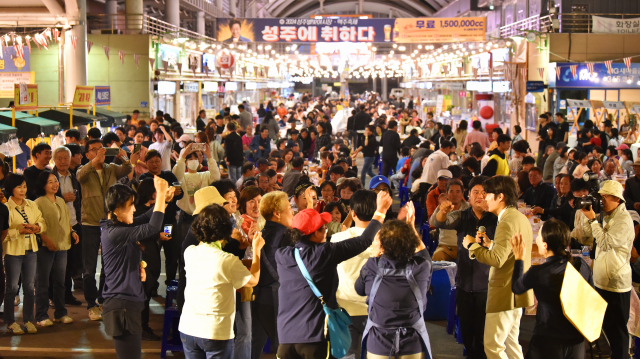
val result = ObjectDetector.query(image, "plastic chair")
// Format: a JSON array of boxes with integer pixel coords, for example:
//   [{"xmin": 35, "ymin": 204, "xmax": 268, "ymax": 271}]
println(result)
[
  {"xmin": 263, "ymin": 338, "xmax": 271, "ymax": 354},
  {"xmin": 413, "ymin": 200, "xmax": 424, "ymax": 228},
  {"xmin": 165, "ymin": 286, "xmax": 178, "ymax": 309},
  {"xmin": 160, "ymin": 306, "xmax": 183, "ymax": 358},
  {"xmin": 421, "ymin": 222, "xmax": 432, "ymax": 253},
  {"xmin": 446, "ymin": 286, "xmax": 457, "ymax": 335},
  {"xmin": 399, "ymin": 186, "xmax": 409, "ymax": 207}
]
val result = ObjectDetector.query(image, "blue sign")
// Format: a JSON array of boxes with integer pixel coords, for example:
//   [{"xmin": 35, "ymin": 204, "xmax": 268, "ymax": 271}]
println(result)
[
  {"xmin": 140, "ymin": 101, "xmax": 148, "ymax": 108},
  {"xmin": 95, "ymin": 86, "xmax": 111, "ymax": 106},
  {"xmin": 526, "ymin": 81, "xmax": 545, "ymax": 92},
  {"xmin": 559, "ymin": 100, "xmax": 567, "ymax": 109},
  {"xmin": 0, "ymin": 47, "xmax": 30, "ymax": 72},
  {"xmin": 549, "ymin": 62, "xmax": 640, "ymax": 89}
]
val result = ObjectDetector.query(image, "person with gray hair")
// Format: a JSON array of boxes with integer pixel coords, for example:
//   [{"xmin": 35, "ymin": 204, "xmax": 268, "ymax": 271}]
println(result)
[{"xmin": 52, "ymin": 146, "xmax": 83, "ymax": 306}]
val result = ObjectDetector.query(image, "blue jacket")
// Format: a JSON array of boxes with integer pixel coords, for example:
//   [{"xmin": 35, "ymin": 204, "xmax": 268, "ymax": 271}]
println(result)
[
  {"xmin": 275, "ymin": 220, "xmax": 382, "ymax": 344},
  {"xmin": 249, "ymin": 134, "xmax": 271, "ymax": 159}
]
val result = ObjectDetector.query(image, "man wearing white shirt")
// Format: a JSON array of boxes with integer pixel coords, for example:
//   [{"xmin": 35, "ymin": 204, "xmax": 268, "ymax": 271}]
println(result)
[
  {"xmin": 331, "ymin": 190, "xmax": 377, "ymax": 359},
  {"xmin": 149, "ymin": 126, "xmax": 173, "ymax": 171},
  {"xmin": 420, "ymin": 140, "xmax": 454, "ymax": 188}
]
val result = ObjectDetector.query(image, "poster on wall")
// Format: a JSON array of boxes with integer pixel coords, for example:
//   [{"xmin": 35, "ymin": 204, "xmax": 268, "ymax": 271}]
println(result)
[
  {"xmin": 393, "ymin": 17, "xmax": 486, "ymax": 43},
  {"xmin": 0, "ymin": 72, "xmax": 34, "ymax": 98},
  {"xmin": 0, "ymin": 46, "xmax": 31, "ymax": 72},
  {"xmin": 158, "ymin": 44, "xmax": 181, "ymax": 72}
]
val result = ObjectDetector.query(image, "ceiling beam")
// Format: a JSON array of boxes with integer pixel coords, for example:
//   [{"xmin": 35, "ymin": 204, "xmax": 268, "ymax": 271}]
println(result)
[{"xmin": 42, "ymin": 0, "xmax": 66, "ymax": 15}]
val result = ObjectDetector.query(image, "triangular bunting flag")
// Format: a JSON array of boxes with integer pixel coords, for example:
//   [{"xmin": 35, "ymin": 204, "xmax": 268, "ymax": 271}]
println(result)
[
  {"xmin": 520, "ymin": 68, "xmax": 528, "ymax": 79},
  {"xmin": 457, "ymin": 67, "xmax": 463, "ymax": 77},
  {"xmin": 45, "ymin": 28, "xmax": 52, "ymax": 40},
  {"xmin": 14, "ymin": 45, "xmax": 24, "ymax": 61},
  {"xmin": 25, "ymin": 38, "xmax": 32, "ymax": 54},
  {"xmin": 32, "ymin": 36, "xmax": 40, "ymax": 51},
  {"xmin": 623, "ymin": 57, "xmax": 632, "ymax": 71},
  {"xmin": 52, "ymin": 28, "xmax": 59, "ymax": 42},
  {"xmin": 586, "ymin": 63, "xmax": 595, "ymax": 76},
  {"xmin": 134, "ymin": 54, "xmax": 140, "ymax": 68},
  {"xmin": 204, "ymin": 66, "xmax": 209, "ymax": 77},
  {"xmin": 149, "ymin": 58, "xmax": 155, "ymax": 69},
  {"xmin": 87, "ymin": 41, "xmax": 93, "ymax": 54},
  {"xmin": 538, "ymin": 67, "xmax": 545, "ymax": 79},
  {"xmin": 70, "ymin": 35, "xmax": 77, "ymax": 50},
  {"xmin": 570, "ymin": 64, "xmax": 577, "ymax": 79},
  {"xmin": 555, "ymin": 66, "xmax": 562, "ymax": 79},
  {"xmin": 103, "ymin": 46, "xmax": 110, "ymax": 60},
  {"xmin": 427, "ymin": 63, "xmax": 432, "ymax": 74},
  {"xmin": 118, "ymin": 50, "xmax": 125, "ymax": 64},
  {"xmin": 604, "ymin": 60, "xmax": 613, "ymax": 75}
]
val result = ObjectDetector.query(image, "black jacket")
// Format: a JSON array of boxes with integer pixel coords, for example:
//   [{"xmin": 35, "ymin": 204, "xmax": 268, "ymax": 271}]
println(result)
[
  {"xmin": 354, "ymin": 111, "xmax": 372, "ymax": 131},
  {"xmin": 381, "ymin": 130, "xmax": 401, "ymax": 160},
  {"xmin": 481, "ymin": 149, "xmax": 506, "ymax": 177},
  {"xmin": 402, "ymin": 135, "xmax": 421, "ymax": 148},
  {"xmin": 521, "ymin": 182, "xmax": 556, "ymax": 209},
  {"xmin": 224, "ymin": 132, "xmax": 244, "ymax": 166},
  {"xmin": 196, "ymin": 117, "xmax": 206, "ymax": 132}
]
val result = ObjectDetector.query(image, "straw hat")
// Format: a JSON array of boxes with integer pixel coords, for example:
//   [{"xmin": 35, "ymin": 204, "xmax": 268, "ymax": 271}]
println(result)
[{"xmin": 193, "ymin": 187, "xmax": 227, "ymax": 215}]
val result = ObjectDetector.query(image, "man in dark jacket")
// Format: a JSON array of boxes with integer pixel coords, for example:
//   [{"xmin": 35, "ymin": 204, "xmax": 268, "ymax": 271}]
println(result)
[
  {"xmin": 402, "ymin": 128, "xmax": 421, "ymax": 148},
  {"xmin": 521, "ymin": 167, "xmax": 556, "ymax": 209},
  {"xmin": 354, "ymin": 104, "xmax": 372, "ymax": 148},
  {"xmin": 224, "ymin": 122, "xmax": 245, "ymax": 184},
  {"xmin": 249, "ymin": 126, "xmax": 272, "ymax": 159},
  {"xmin": 195, "ymin": 109, "xmax": 207, "ymax": 132},
  {"xmin": 432, "ymin": 175, "xmax": 497, "ymax": 359},
  {"xmin": 381, "ymin": 120, "xmax": 401, "ymax": 178}
]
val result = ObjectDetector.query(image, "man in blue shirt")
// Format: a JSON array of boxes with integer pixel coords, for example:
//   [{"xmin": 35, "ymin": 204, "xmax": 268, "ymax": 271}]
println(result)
[
  {"xmin": 249, "ymin": 126, "xmax": 271, "ymax": 159},
  {"xmin": 15, "ymin": 137, "xmax": 31, "ymax": 171}
]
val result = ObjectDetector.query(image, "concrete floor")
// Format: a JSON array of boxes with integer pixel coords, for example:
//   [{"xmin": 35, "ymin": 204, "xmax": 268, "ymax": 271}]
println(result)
[{"xmin": 0, "ymin": 154, "xmax": 541, "ymax": 358}]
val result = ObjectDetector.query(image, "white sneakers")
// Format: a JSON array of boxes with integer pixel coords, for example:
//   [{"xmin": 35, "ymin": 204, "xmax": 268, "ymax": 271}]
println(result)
[{"xmin": 88, "ymin": 307, "xmax": 103, "ymax": 321}]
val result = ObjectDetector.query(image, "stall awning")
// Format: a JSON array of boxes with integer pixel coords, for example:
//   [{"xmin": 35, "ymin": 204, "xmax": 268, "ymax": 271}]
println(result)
[
  {"xmin": 38, "ymin": 109, "xmax": 113, "ymax": 129},
  {"xmin": 94, "ymin": 108, "xmax": 127, "ymax": 126},
  {"xmin": 0, "ymin": 123, "xmax": 17, "ymax": 143},
  {"xmin": 0, "ymin": 112, "xmax": 60, "ymax": 139}
]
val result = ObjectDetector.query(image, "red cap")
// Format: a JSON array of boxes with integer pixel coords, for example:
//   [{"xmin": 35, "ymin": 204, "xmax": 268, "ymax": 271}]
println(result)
[{"xmin": 292, "ymin": 209, "xmax": 332, "ymax": 235}]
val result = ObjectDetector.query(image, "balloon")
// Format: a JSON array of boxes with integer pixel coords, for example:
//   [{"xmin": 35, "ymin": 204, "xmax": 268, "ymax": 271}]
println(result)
[{"xmin": 480, "ymin": 106, "xmax": 494, "ymax": 119}]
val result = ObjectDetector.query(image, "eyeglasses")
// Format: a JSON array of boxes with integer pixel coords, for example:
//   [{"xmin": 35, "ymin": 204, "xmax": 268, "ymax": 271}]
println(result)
[{"xmin": 88, "ymin": 147, "xmax": 104, "ymax": 153}]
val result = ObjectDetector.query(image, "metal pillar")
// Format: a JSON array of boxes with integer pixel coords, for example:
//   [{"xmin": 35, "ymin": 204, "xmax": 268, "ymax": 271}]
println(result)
[
  {"xmin": 197, "ymin": 11, "xmax": 205, "ymax": 35},
  {"xmin": 125, "ymin": 0, "xmax": 143, "ymax": 32},
  {"xmin": 229, "ymin": 0, "xmax": 236, "ymax": 17},
  {"xmin": 65, "ymin": 0, "xmax": 88, "ymax": 103},
  {"xmin": 217, "ymin": 0, "xmax": 224, "ymax": 13},
  {"xmin": 58, "ymin": 29, "xmax": 65, "ymax": 105},
  {"xmin": 105, "ymin": 0, "xmax": 117, "ymax": 28},
  {"xmin": 382, "ymin": 76, "xmax": 388, "ymax": 101},
  {"xmin": 165, "ymin": 0, "xmax": 180, "ymax": 27}
]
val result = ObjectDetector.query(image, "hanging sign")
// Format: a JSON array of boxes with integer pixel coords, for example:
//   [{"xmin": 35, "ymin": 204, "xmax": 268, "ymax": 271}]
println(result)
[
  {"xmin": 567, "ymin": 99, "xmax": 592, "ymax": 108},
  {"xmin": 592, "ymin": 16, "xmax": 640, "ymax": 34},
  {"xmin": 13, "ymin": 83, "xmax": 38, "ymax": 110},
  {"xmin": 215, "ymin": 50, "xmax": 235, "ymax": 69},
  {"xmin": 602, "ymin": 101, "xmax": 626, "ymax": 110},
  {"xmin": 526, "ymin": 81, "xmax": 545, "ymax": 92},
  {"xmin": 95, "ymin": 86, "xmax": 111, "ymax": 106},
  {"xmin": 393, "ymin": 17, "xmax": 486, "ymax": 43},
  {"xmin": 72, "ymin": 85, "xmax": 95, "ymax": 108}
]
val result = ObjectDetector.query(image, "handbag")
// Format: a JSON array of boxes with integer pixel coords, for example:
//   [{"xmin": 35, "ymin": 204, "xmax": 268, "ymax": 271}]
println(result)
[{"xmin": 294, "ymin": 248, "xmax": 352, "ymax": 358}]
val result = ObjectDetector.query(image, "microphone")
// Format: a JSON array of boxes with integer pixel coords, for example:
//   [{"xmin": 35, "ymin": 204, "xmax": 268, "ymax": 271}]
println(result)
[{"xmin": 478, "ymin": 226, "xmax": 486, "ymax": 235}]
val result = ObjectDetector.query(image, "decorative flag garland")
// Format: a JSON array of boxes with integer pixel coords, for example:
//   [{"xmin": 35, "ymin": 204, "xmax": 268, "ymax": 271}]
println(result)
[
  {"xmin": 134, "ymin": 53, "xmax": 140, "ymax": 68},
  {"xmin": 555, "ymin": 67, "xmax": 561, "ymax": 79},
  {"xmin": 149, "ymin": 58, "xmax": 155, "ymax": 69},
  {"xmin": 586, "ymin": 63, "xmax": 595, "ymax": 76},
  {"xmin": 520, "ymin": 68, "xmax": 528, "ymax": 79},
  {"xmin": 538, "ymin": 67, "xmax": 545, "ymax": 79},
  {"xmin": 69, "ymin": 35, "xmax": 77, "ymax": 50},
  {"xmin": 569, "ymin": 64, "xmax": 577, "ymax": 79},
  {"xmin": 604, "ymin": 60, "xmax": 613, "ymax": 74},
  {"xmin": 14, "ymin": 44, "xmax": 24, "ymax": 60},
  {"xmin": 624, "ymin": 57, "xmax": 632, "ymax": 71},
  {"xmin": 118, "ymin": 50, "xmax": 125, "ymax": 64},
  {"xmin": 103, "ymin": 45, "xmax": 110, "ymax": 60},
  {"xmin": 87, "ymin": 40, "xmax": 93, "ymax": 54}
]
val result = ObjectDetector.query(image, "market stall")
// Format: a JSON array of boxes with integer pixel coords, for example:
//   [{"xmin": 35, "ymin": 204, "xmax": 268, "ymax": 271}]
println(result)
[
  {"xmin": 0, "ymin": 111, "xmax": 61, "ymax": 139},
  {"xmin": 38, "ymin": 109, "xmax": 112, "ymax": 129}
]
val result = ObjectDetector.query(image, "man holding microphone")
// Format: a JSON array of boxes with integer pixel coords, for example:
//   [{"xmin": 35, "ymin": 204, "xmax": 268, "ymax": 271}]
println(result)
[{"xmin": 462, "ymin": 176, "xmax": 533, "ymax": 359}]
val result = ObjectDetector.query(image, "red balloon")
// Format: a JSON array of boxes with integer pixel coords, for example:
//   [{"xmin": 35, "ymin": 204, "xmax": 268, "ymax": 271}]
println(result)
[{"xmin": 480, "ymin": 106, "xmax": 494, "ymax": 119}]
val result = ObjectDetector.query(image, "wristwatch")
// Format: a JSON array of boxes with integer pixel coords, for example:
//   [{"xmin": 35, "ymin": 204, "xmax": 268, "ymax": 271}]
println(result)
[{"xmin": 588, "ymin": 218, "xmax": 598, "ymax": 225}]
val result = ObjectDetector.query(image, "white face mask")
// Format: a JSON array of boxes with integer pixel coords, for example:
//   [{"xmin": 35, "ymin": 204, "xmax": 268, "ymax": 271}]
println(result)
[{"xmin": 187, "ymin": 160, "xmax": 199, "ymax": 171}]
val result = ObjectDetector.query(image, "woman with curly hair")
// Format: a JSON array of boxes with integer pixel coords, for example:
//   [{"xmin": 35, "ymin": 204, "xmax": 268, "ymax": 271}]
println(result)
[
  {"xmin": 179, "ymin": 203, "xmax": 265, "ymax": 359},
  {"xmin": 355, "ymin": 218, "xmax": 431, "ymax": 359}
]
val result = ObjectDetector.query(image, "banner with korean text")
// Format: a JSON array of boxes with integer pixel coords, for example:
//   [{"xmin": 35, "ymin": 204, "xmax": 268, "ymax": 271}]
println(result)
[
  {"xmin": 95, "ymin": 86, "xmax": 111, "ymax": 106},
  {"xmin": 393, "ymin": 17, "xmax": 486, "ymax": 43},
  {"xmin": 592, "ymin": 16, "xmax": 640, "ymax": 34}
]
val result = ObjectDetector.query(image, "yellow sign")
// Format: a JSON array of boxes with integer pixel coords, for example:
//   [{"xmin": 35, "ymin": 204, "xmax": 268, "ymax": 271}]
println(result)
[
  {"xmin": 13, "ymin": 84, "xmax": 38, "ymax": 111},
  {"xmin": 73, "ymin": 85, "xmax": 95, "ymax": 108},
  {"xmin": 393, "ymin": 17, "xmax": 486, "ymax": 43},
  {"xmin": 560, "ymin": 262, "xmax": 607, "ymax": 342}
]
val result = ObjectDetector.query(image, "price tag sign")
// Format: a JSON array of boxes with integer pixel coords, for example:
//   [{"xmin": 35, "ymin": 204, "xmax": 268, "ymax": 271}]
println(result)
[
  {"xmin": 73, "ymin": 85, "xmax": 95, "ymax": 108},
  {"xmin": 567, "ymin": 99, "xmax": 592, "ymax": 109},
  {"xmin": 13, "ymin": 84, "xmax": 38, "ymax": 111}
]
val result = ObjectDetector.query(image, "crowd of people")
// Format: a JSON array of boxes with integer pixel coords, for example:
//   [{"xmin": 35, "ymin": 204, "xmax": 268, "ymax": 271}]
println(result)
[{"xmin": 0, "ymin": 93, "xmax": 638, "ymax": 359}]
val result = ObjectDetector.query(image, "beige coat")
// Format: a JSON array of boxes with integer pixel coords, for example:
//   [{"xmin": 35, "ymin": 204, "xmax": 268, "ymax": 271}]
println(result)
[
  {"xmin": 35, "ymin": 196, "xmax": 72, "ymax": 251},
  {"xmin": 4, "ymin": 197, "xmax": 46, "ymax": 256},
  {"xmin": 77, "ymin": 161, "xmax": 132, "ymax": 226},
  {"xmin": 468, "ymin": 207, "xmax": 534, "ymax": 313}
]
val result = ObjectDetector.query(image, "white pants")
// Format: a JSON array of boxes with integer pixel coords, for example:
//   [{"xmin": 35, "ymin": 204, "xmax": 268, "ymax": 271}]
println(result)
[{"xmin": 484, "ymin": 308, "xmax": 524, "ymax": 359}]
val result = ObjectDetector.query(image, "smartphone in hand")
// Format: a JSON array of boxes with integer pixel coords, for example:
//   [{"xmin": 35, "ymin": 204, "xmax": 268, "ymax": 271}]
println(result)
[
  {"xmin": 164, "ymin": 225, "xmax": 173, "ymax": 237},
  {"xmin": 133, "ymin": 144, "xmax": 141, "ymax": 154},
  {"xmin": 105, "ymin": 148, "xmax": 120, "ymax": 156}
]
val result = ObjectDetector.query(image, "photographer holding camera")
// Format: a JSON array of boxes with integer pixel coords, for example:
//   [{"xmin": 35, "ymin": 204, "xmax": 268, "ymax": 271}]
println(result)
[{"xmin": 578, "ymin": 180, "xmax": 634, "ymax": 359}]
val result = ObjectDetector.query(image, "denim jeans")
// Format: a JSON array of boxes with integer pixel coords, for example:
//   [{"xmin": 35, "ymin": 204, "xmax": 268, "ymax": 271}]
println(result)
[
  {"xmin": 361, "ymin": 157, "xmax": 376, "ymax": 184},
  {"xmin": 180, "ymin": 332, "xmax": 234, "ymax": 359},
  {"xmin": 82, "ymin": 225, "xmax": 104, "ymax": 309},
  {"xmin": 36, "ymin": 246, "xmax": 68, "ymax": 321},
  {"xmin": 406, "ymin": 159, "xmax": 421, "ymax": 189},
  {"xmin": 234, "ymin": 293, "xmax": 251, "ymax": 359},
  {"xmin": 228, "ymin": 165, "xmax": 243, "ymax": 185},
  {"xmin": 4, "ymin": 250, "xmax": 37, "ymax": 324}
]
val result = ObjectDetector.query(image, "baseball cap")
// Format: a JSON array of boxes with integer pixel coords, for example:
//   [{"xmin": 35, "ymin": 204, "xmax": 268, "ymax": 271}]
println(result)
[
  {"xmin": 193, "ymin": 187, "xmax": 227, "ymax": 215},
  {"xmin": 368, "ymin": 175, "xmax": 390, "ymax": 190},
  {"xmin": 599, "ymin": 180, "xmax": 625, "ymax": 203},
  {"xmin": 335, "ymin": 158, "xmax": 348, "ymax": 165},
  {"xmin": 437, "ymin": 169, "xmax": 453, "ymax": 179},
  {"xmin": 292, "ymin": 209, "xmax": 332, "ymax": 235},
  {"xmin": 615, "ymin": 144, "xmax": 629, "ymax": 150}
]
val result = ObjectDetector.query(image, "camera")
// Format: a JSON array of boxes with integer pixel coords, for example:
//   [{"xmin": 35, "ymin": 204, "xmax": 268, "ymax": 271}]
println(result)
[{"xmin": 574, "ymin": 172, "xmax": 602, "ymax": 212}]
